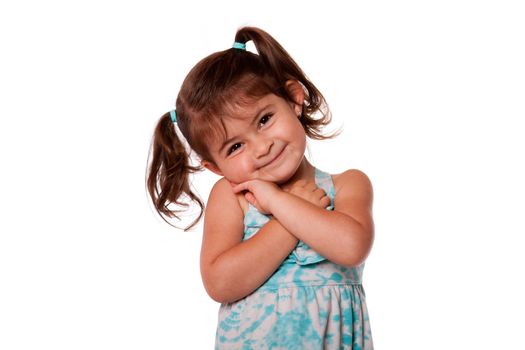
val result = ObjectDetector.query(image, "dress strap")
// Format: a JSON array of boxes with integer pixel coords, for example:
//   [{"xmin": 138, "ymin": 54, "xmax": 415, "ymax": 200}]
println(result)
[{"xmin": 314, "ymin": 168, "xmax": 335, "ymax": 210}]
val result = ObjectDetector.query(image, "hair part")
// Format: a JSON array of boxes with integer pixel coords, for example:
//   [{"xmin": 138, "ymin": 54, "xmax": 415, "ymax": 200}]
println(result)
[{"xmin": 146, "ymin": 26, "xmax": 339, "ymax": 230}]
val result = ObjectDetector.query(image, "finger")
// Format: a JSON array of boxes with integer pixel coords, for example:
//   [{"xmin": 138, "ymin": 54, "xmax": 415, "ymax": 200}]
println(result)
[
  {"xmin": 314, "ymin": 188, "xmax": 327, "ymax": 198},
  {"xmin": 245, "ymin": 193, "xmax": 267, "ymax": 214},
  {"xmin": 232, "ymin": 181, "xmax": 250, "ymax": 194},
  {"xmin": 321, "ymin": 196, "xmax": 331, "ymax": 208},
  {"xmin": 245, "ymin": 192, "xmax": 257, "ymax": 206}
]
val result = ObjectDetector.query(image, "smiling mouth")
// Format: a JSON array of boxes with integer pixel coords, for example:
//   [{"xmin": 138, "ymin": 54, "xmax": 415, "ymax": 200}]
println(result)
[{"xmin": 262, "ymin": 146, "xmax": 286, "ymax": 168}]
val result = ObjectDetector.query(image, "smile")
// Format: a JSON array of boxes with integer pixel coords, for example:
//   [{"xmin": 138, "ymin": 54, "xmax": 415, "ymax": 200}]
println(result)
[{"xmin": 262, "ymin": 146, "xmax": 286, "ymax": 168}]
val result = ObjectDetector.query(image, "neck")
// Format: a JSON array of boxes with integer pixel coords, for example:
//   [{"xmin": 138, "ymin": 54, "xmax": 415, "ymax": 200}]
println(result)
[{"xmin": 279, "ymin": 157, "xmax": 315, "ymax": 190}]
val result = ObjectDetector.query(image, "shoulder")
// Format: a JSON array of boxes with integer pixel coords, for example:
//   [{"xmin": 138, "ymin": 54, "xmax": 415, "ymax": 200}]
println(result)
[
  {"xmin": 330, "ymin": 169, "xmax": 374, "ymax": 230},
  {"xmin": 329, "ymin": 169, "xmax": 374, "ymax": 264},
  {"xmin": 206, "ymin": 177, "xmax": 249, "ymax": 216},
  {"xmin": 201, "ymin": 177, "xmax": 247, "ymax": 289},
  {"xmin": 208, "ymin": 177, "xmax": 233, "ymax": 198},
  {"xmin": 201, "ymin": 177, "xmax": 245, "ymax": 265},
  {"xmin": 332, "ymin": 169, "xmax": 373, "ymax": 201}
]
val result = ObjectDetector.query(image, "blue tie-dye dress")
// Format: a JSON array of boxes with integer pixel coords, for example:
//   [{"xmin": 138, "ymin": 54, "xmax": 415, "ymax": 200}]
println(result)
[{"xmin": 215, "ymin": 168, "xmax": 373, "ymax": 349}]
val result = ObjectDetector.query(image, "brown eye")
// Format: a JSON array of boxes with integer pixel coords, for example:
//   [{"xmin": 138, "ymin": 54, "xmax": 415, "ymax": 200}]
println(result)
[
  {"xmin": 227, "ymin": 143, "xmax": 242, "ymax": 155},
  {"xmin": 259, "ymin": 113, "xmax": 273, "ymax": 127}
]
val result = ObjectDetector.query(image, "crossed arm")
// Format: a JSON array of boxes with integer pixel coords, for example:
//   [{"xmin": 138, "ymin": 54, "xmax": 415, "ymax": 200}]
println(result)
[{"xmin": 199, "ymin": 169, "xmax": 374, "ymax": 303}]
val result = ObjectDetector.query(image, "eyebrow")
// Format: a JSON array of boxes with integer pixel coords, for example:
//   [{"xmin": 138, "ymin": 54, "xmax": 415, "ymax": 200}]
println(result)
[{"xmin": 218, "ymin": 103, "xmax": 273, "ymax": 154}]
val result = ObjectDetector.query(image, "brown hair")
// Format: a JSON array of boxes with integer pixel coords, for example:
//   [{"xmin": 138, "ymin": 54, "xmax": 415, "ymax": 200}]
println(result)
[{"xmin": 146, "ymin": 26, "xmax": 338, "ymax": 230}]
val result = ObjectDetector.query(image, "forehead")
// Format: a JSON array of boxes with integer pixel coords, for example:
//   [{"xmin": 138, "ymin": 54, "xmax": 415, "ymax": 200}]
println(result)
[
  {"xmin": 225, "ymin": 93, "xmax": 278, "ymax": 118},
  {"xmin": 224, "ymin": 93, "xmax": 284, "ymax": 127}
]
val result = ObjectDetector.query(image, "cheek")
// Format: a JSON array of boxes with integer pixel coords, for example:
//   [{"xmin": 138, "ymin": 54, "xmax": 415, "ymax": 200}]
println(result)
[
  {"xmin": 290, "ymin": 121, "xmax": 307, "ymax": 148},
  {"xmin": 224, "ymin": 157, "xmax": 253, "ymax": 182},
  {"xmin": 296, "ymin": 134, "xmax": 307, "ymax": 154},
  {"xmin": 278, "ymin": 117, "xmax": 302, "ymax": 136}
]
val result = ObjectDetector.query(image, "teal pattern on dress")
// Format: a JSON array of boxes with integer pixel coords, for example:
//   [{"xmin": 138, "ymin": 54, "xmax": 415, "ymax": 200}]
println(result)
[{"xmin": 215, "ymin": 168, "xmax": 373, "ymax": 349}]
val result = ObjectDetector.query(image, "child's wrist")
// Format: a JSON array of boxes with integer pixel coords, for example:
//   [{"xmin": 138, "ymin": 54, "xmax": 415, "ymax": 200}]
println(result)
[
  {"xmin": 268, "ymin": 217, "xmax": 299, "ymax": 242},
  {"xmin": 267, "ymin": 190, "xmax": 291, "ymax": 216}
]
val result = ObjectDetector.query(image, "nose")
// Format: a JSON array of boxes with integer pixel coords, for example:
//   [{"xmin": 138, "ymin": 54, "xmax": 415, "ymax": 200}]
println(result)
[{"xmin": 253, "ymin": 137, "xmax": 273, "ymax": 159}]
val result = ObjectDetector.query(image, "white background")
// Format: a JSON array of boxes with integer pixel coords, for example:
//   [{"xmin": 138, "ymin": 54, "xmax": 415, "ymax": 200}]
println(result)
[{"xmin": 1, "ymin": 1, "xmax": 524, "ymax": 349}]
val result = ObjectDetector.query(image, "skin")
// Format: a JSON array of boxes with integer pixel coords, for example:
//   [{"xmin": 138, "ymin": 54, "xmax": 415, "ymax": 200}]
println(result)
[{"xmin": 200, "ymin": 80, "xmax": 374, "ymax": 303}]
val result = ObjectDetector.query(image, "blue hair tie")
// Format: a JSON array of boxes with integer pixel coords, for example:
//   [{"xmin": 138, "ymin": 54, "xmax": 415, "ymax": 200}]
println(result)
[
  {"xmin": 169, "ymin": 109, "xmax": 177, "ymax": 123},
  {"xmin": 232, "ymin": 42, "xmax": 246, "ymax": 50}
]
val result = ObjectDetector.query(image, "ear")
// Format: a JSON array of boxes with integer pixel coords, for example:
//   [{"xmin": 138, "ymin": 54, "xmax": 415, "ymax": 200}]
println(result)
[
  {"xmin": 284, "ymin": 80, "xmax": 305, "ymax": 116},
  {"xmin": 201, "ymin": 160, "xmax": 223, "ymax": 176}
]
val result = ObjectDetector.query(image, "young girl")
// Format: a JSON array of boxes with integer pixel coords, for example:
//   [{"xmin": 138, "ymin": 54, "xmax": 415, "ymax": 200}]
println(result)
[{"xmin": 147, "ymin": 26, "xmax": 374, "ymax": 349}]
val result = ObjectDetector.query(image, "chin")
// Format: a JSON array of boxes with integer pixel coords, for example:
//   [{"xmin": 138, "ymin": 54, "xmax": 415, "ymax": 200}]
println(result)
[{"xmin": 271, "ymin": 165, "xmax": 301, "ymax": 185}]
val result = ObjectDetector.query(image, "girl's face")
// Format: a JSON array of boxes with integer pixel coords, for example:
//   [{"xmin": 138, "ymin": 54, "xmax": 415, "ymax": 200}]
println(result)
[{"xmin": 202, "ymin": 90, "xmax": 306, "ymax": 185}]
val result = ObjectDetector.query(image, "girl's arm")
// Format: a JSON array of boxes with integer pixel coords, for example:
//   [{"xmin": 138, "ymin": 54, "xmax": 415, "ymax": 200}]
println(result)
[
  {"xmin": 233, "ymin": 169, "xmax": 374, "ymax": 267},
  {"xmin": 200, "ymin": 178, "xmax": 298, "ymax": 304}
]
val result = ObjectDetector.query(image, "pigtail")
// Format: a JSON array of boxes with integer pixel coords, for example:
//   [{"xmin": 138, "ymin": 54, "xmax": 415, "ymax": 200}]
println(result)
[
  {"xmin": 234, "ymin": 27, "xmax": 339, "ymax": 140},
  {"xmin": 146, "ymin": 112, "xmax": 204, "ymax": 231}
]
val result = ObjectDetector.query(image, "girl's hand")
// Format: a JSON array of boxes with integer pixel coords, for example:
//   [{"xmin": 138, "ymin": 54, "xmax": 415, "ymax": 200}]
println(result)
[
  {"xmin": 231, "ymin": 180, "xmax": 282, "ymax": 215},
  {"xmin": 283, "ymin": 180, "xmax": 331, "ymax": 209}
]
